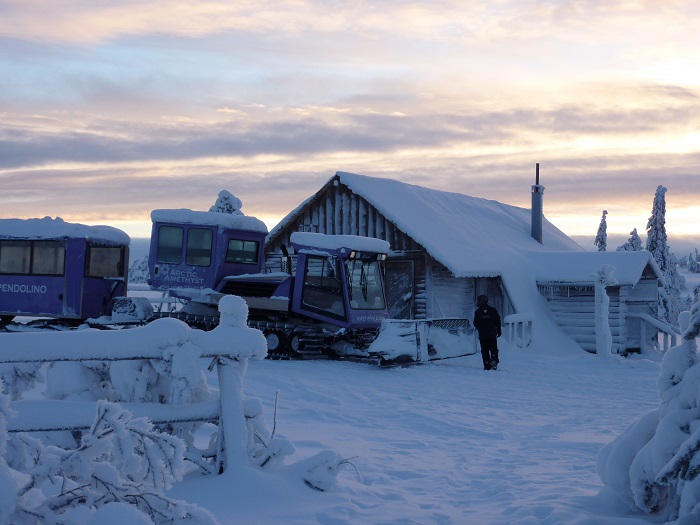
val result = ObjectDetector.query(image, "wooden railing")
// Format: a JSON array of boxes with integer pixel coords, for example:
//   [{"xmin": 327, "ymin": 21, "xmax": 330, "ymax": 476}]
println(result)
[
  {"xmin": 627, "ymin": 312, "xmax": 681, "ymax": 352},
  {"xmin": 503, "ymin": 313, "xmax": 533, "ymax": 349}
]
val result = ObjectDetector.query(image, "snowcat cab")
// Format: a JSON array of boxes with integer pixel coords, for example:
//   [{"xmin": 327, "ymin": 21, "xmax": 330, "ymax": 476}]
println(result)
[
  {"xmin": 221, "ymin": 232, "xmax": 391, "ymax": 358},
  {"xmin": 147, "ymin": 209, "xmax": 268, "ymax": 308}
]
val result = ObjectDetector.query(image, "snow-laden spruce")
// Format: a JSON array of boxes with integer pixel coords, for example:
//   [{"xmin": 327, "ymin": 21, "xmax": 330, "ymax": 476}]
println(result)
[
  {"xmin": 594, "ymin": 210, "xmax": 608, "ymax": 252},
  {"xmin": 598, "ymin": 301, "xmax": 700, "ymax": 523},
  {"xmin": 646, "ymin": 185, "xmax": 686, "ymax": 324},
  {"xmin": 616, "ymin": 228, "xmax": 643, "ymax": 252}
]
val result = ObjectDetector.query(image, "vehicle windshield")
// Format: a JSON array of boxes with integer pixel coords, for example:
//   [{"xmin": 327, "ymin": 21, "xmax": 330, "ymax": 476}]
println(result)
[{"xmin": 345, "ymin": 258, "xmax": 385, "ymax": 310}]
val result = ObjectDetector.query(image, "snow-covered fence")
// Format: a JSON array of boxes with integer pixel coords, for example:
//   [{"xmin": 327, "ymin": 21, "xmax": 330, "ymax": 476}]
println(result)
[
  {"xmin": 627, "ymin": 312, "xmax": 680, "ymax": 352},
  {"xmin": 503, "ymin": 313, "xmax": 533, "ymax": 348},
  {"xmin": 0, "ymin": 296, "xmax": 267, "ymax": 474}
]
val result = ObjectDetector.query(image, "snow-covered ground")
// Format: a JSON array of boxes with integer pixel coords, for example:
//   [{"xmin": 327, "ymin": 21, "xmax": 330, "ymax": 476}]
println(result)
[
  {"xmin": 170, "ymin": 342, "xmax": 662, "ymax": 525},
  {"xmin": 3, "ymin": 242, "xmax": 698, "ymax": 523}
]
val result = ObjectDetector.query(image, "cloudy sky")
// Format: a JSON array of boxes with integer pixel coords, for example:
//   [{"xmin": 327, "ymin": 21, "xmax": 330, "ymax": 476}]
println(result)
[{"xmin": 1, "ymin": 1, "xmax": 699, "ymax": 249}]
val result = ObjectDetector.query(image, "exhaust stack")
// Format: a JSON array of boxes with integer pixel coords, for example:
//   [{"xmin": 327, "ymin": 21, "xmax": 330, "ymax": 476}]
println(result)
[{"xmin": 531, "ymin": 163, "xmax": 544, "ymax": 244}]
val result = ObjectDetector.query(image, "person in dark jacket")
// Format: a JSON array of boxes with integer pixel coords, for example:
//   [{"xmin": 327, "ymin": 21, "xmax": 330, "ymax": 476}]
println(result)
[{"xmin": 473, "ymin": 294, "xmax": 502, "ymax": 370}]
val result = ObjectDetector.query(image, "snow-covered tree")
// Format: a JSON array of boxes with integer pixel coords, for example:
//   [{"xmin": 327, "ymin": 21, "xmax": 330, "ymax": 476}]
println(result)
[
  {"xmin": 645, "ymin": 185, "xmax": 685, "ymax": 324},
  {"xmin": 209, "ymin": 190, "xmax": 243, "ymax": 215},
  {"xmin": 616, "ymin": 228, "xmax": 643, "ymax": 252},
  {"xmin": 598, "ymin": 302, "xmax": 700, "ymax": 522},
  {"xmin": 594, "ymin": 265, "xmax": 617, "ymax": 357},
  {"xmin": 689, "ymin": 250, "xmax": 700, "ymax": 274},
  {"xmin": 646, "ymin": 185, "xmax": 669, "ymax": 271},
  {"xmin": 667, "ymin": 253, "xmax": 687, "ymax": 323},
  {"xmin": 594, "ymin": 210, "xmax": 608, "ymax": 252}
]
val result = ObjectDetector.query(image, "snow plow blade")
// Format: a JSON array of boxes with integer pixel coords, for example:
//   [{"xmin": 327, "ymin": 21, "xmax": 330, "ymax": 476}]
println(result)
[{"xmin": 369, "ymin": 318, "xmax": 477, "ymax": 366}]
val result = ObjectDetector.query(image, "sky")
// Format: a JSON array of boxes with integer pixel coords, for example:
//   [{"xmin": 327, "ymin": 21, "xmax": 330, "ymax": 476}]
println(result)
[{"xmin": 1, "ymin": 0, "xmax": 699, "ymax": 248}]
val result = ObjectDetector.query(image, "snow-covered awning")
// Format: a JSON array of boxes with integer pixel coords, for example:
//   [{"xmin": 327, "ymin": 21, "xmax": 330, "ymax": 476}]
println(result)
[
  {"xmin": 532, "ymin": 251, "xmax": 664, "ymax": 287},
  {"xmin": 0, "ymin": 217, "xmax": 130, "ymax": 245}
]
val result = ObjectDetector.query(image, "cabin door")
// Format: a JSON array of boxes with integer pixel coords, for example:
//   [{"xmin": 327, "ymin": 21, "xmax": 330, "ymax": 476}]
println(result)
[{"xmin": 384, "ymin": 260, "xmax": 414, "ymax": 319}]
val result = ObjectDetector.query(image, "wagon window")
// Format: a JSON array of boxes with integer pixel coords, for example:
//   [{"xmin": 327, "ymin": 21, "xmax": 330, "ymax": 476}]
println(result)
[
  {"xmin": 157, "ymin": 226, "xmax": 183, "ymax": 264},
  {"xmin": 0, "ymin": 240, "xmax": 31, "ymax": 274},
  {"xmin": 32, "ymin": 241, "xmax": 65, "ymax": 275},
  {"xmin": 225, "ymin": 239, "xmax": 259, "ymax": 264},
  {"xmin": 86, "ymin": 245, "xmax": 124, "ymax": 278},
  {"xmin": 185, "ymin": 228, "xmax": 213, "ymax": 266}
]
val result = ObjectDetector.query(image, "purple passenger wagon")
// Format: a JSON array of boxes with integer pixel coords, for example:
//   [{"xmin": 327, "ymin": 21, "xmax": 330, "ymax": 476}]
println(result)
[{"xmin": 0, "ymin": 217, "xmax": 129, "ymax": 326}]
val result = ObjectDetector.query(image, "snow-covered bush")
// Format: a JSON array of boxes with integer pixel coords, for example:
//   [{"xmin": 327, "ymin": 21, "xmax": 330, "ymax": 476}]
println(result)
[
  {"xmin": 598, "ymin": 302, "xmax": 700, "ymax": 523},
  {"xmin": 0, "ymin": 398, "xmax": 218, "ymax": 525},
  {"xmin": 0, "ymin": 363, "xmax": 43, "ymax": 401},
  {"xmin": 40, "ymin": 330, "xmax": 213, "ymax": 451}
]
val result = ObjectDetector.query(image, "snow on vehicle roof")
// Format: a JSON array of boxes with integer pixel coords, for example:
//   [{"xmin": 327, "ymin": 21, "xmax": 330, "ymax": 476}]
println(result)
[
  {"xmin": 0, "ymin": 217, "xmax": 130, "ymax": 245},
  {"xmin": 151, "ymin": 209, "xmax": 268, "ymax": 234},
  {"xmin": 290, "ymin": 232, "xmax": 390, "ymax": 254},
  {"xmin": 532, "ymin": 250, "xmax": 664, "ymax": 286}
]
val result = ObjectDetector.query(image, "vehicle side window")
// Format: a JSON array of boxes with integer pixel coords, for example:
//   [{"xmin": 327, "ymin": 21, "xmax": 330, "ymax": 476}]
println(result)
[
  {"xmin": 186, "ymin": 228, "xmax": 213, "ymax": 266},
  {"xmin": 0, "ymin": 240, "xmax": 32, "ymax": 274},
  {"xmin": 32, "ymin": 241, "xmax": 65, "ymax": 275},
  {"xmin": 226, "ymin": 239, "xmax": 259, "ymax": 264},
  {"xmin": 86, "ymin": 245, "xmax": 124, "ymax": 278},
  {"xmin": 157, "ymin": 226, "xmax": 184, "ymax": 264},
  {"xmin": 302, "ymin": 256, "xmax": 345, "ymax": 318}
]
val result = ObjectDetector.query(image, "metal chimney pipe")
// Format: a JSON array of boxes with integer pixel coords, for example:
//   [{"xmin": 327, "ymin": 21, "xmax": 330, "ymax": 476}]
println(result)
[{"xmin": 531, "ymin": 163, "xmax": 544, "ymax": 243}]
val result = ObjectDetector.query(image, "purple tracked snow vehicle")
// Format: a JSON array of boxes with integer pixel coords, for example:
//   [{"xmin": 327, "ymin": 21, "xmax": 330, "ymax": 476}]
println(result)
[{"xmin": 147, "ymin": 209, "xmax": 390, "ymax": 358}]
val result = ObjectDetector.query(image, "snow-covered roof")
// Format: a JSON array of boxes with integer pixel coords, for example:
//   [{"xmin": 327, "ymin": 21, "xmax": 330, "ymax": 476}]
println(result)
[
  {"xmin": 291, "ymin": 232, "xmax": 390, "ymax": 254},
  {"xmin": 532, "ymin": 250, "xmax": 664, "ymax": 286},
  {"xmin": 0, "ymin": 217, "xmax": 130, "ymax": 245},
  {"xmin": 270, "ymin": 171, "xmax": 583, "ymax": 279},
  {"xmin": 151, "ymin": 209, "xmax": 268, "ymax": 234}
]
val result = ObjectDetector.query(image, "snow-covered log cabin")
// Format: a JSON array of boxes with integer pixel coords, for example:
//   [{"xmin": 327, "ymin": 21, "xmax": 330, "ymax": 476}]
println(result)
[{"xmin": 265, "ymin": 171, "xmax": 665, "ymax": 354}]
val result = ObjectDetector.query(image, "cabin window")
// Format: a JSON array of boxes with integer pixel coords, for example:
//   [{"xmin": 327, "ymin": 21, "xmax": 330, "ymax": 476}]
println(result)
[
  {"xmin": 186, "ymin": 228, "xmax": 213, "ymax": 266},
  {"xmin": 302, "ymin": 256, "xmax": 345, "ymax": 319},
  {"xmin": 225, "ymin": 239, "xmax": 259, "ymax": 264},
  {"xmin": 86, "ymin": 245, "xmax": 124, "ymax": 278},
  {"xmin": 0, "ymin": 240, "xmax": 32, "ymax": 274},
  {"xmin": 32, "ymin": 241, "xmax": 65, "ymax": 275},
  {"xmin": 157, "ymin": 226, "xmax": 184, "ymax": 264}
]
